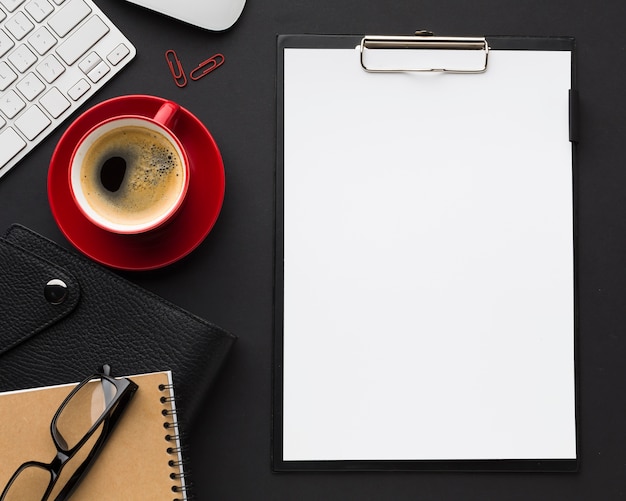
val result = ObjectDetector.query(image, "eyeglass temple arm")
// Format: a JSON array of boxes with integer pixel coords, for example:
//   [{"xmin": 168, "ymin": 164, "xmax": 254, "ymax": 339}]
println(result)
[{"xmin": 53, "ymin": 379, "xmax": 137, "ymax": 501}]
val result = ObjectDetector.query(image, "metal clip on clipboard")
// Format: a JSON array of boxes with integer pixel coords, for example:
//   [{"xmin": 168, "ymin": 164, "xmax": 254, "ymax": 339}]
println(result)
[{"xmin": 360, "ymin": 30, "xmax": 490, "ymax": 73}]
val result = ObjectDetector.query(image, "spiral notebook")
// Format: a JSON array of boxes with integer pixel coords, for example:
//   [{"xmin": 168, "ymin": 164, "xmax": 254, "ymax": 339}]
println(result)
[
  {"xmin": 274, "ymin": 33, "xmax": 578, "ymax": 471},
  {"xmin": 0, "ymin": 371, "xmax": 188, "ymax": 500}
]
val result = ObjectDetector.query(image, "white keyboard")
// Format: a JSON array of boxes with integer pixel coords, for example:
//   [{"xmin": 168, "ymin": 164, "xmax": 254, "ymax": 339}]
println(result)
[{"xmin": 0, "ymin": 0, "xmax": 135, "ymax": 179}]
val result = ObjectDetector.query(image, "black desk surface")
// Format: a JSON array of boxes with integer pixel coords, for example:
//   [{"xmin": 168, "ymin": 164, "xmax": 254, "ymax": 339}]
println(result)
[{"xmin": 0, "ymin": 0, "xmax": 623, "ymax": 499}]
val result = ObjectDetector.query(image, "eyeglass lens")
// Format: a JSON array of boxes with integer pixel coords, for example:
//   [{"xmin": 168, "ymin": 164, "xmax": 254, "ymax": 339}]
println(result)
[
  {"xmin": 55, "ymin": 377, "xmax": 117, "ymax": 451},
  {"xmin": 2, "ymin": 465, "xmax": 51, "ymax": 501}
]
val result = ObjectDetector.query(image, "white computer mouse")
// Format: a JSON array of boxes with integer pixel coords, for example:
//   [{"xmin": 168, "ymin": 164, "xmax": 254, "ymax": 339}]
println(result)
[{"xmin": 124, "ymin": 0, "xmax": 246, "ymax": 31}]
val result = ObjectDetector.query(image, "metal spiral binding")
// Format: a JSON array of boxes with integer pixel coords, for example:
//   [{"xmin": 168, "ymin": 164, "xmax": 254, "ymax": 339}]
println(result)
[{"xmin": 160, "ymin": 381, "xmax": 189, "ymax": 500}]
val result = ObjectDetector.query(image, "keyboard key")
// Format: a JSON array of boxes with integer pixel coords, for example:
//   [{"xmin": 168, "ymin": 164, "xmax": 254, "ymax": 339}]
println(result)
[
  {"xmin": 5, "ymin": 11, "xmax": 33, "ymax": 39},
  {"xmin": 0, "ymin": 90, "xmax": 26, "ymax": 118},
  {"xmin": 87, "ymin": 60, "xmax": 108, "ymax": 82},
  {"xmin": 24, "ymin": 0, "xmax": 53, "ymax": 22},
  {"xmin": 36, "ymin": 52, "xmax": 63, "ymax": 82},
  {"xmin": 28, "ymin": 25, "xmax": 56, "ymax": 55},
  {"xmin": 55, "ymin": 14, "xmax": 108, "ymax": 65},
  {"xmin": 0, "ymin": 28, "xmax": 15, "ymax": 57},
  {"xmin": 8, "ymin": 43, "xmax": 37, "ymax": 72},
  {"xmin": 47, "ymin": 0, "xmax": 90, "ymax": 37},
  {"xmin": 0, "ymin": 127, "xmax": 26, "ymax": 167},
  {"xmin": 107, "ymin": 43, "xmax": 130, "ymax": 65},
  {"xmin": 39, "ymin": 86, "xmax": 69, "ymax": 117},
  {"xmin": 16, "ymin": 71, "xmax": 44, "ymax": 100},
  {"xmin": 67, "ymin": 77, "xmax": 89, "ymax": 100},
  {"xmin": 15, "ymin": 103, "xmax": 49, "ymax": 139},
  {"xmin": 0, "ymin": 61, "xmax": 17, "ymax": 90},
  {"xmin": 78, "ymin": 50, "xmax": 100, "ymax": 73},
  {"xmin": 0, "ymin": 0, "xmax": 26, "ymax": 12}
]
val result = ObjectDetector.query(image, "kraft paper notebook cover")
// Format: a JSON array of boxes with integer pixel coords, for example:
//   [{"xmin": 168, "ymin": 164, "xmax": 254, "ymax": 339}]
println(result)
[
  {"xmin": 273, "ymin": 33, "xmax": 578, "ymax": 471},
  {"xmin": 0, "ymin": 371, "xmax": 188, "ymax": 500}
]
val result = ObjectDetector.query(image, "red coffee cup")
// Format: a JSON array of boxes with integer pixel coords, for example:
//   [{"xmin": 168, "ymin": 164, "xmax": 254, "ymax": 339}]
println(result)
[{"xmin": 69, "ymin": 101, "xmax": 190, "ymax": 235}]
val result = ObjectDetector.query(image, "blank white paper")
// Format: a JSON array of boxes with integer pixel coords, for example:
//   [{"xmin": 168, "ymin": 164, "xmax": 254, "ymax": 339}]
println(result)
[{"xmin": 282, "ymin": 46, "xmax": 576, "ymax": 462}]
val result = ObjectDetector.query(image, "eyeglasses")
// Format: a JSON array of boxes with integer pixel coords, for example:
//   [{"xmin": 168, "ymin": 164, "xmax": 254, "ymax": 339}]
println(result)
[{"xmin": 1, "ymin": 365, "xmax": 138, "ymax": 501}]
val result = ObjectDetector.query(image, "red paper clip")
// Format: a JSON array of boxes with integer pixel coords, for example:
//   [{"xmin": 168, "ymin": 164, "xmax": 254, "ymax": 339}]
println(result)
[
  {"xmin": 165, "ymin": 49, "xmax": 187, "ymax": 88},
  {"xmin": 189, "ymin": 53, "xmax": 225, "ymax": 81}
]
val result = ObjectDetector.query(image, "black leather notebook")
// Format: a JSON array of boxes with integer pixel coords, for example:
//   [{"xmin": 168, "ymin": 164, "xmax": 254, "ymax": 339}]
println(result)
[{"xmin": 0, "ymin": 224, "xmax": 236, "ymax": 430}]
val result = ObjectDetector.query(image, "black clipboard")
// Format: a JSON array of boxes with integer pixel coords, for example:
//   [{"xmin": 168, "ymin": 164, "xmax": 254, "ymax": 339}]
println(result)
[{"xmin": 273, "ymin": 33, "xmax": 578, "ymax": 472}]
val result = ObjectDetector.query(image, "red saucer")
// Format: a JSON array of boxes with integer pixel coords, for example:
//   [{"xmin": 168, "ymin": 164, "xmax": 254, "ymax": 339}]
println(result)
[{"xmin": 48, "ymin": 95, "xmax": 225, "ymax": 271}]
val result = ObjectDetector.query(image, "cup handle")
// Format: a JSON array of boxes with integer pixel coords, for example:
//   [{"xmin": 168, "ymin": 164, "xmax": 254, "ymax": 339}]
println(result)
[{"xmin": 153, "ymin": 101, "xmax": 180, "ymax": 130}]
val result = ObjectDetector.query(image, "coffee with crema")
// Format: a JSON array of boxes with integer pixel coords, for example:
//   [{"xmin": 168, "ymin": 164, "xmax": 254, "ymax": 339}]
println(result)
[{"xmin": 79, "ymin": 125, "xmax": 185, "ymax": 228}]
